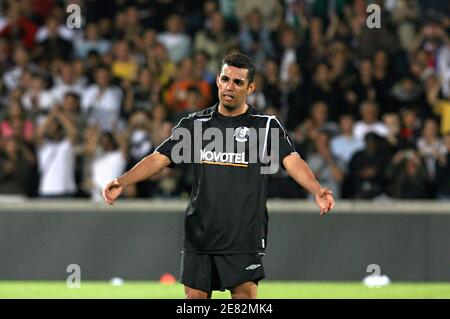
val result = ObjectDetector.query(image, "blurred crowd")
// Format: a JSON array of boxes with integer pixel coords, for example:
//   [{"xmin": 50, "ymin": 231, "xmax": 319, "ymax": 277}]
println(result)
[{"xmin": 0, "ymin": 0, "xmax": 449, "ymax": 201}]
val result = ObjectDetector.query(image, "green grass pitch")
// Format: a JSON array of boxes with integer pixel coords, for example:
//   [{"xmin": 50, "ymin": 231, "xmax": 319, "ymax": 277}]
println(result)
[{"xmin": 0, "ymin": 281, "xmax": 449, "ymax": 298}]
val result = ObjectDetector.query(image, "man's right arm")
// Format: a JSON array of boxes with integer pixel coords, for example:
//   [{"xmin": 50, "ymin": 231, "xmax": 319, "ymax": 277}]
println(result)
[{"xmin": 103, "ymin": 152, "xmax": 171, "ymax": 204}]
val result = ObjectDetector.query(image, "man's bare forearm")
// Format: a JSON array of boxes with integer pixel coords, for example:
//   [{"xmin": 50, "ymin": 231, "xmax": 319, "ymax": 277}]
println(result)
[
  {"xmin": 117, "ymin": 152, "xmax": 171, "ymax": 188},
  {"xmin": 283, "ymin": 153, "xmax": 322, "ymax": 196}
]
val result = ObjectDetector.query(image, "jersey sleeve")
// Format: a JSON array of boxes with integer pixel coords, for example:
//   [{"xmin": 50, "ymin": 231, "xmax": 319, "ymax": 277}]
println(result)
[
  {"xmin": 268, "ymin": 117, "xmax": 299, "ymax": 170},
  {"xmin": 154, "ymin": 116, "xmax": 193, "ymax": 168}
]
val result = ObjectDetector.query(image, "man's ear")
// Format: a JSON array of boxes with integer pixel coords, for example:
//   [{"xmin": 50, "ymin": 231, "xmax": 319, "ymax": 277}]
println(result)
[
  {"xmin": 216, "ymin": 74, "xmax": 220, "ymax": 87},
  {"xmin": 247, "ymin": 81, "xmax": 256, "ymax": 95}
]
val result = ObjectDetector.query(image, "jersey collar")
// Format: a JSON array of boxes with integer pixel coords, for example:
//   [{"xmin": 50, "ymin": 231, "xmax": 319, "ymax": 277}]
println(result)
[{"xmin": 213, "ymin": 103, "xmax": 256, "ymax": 119}]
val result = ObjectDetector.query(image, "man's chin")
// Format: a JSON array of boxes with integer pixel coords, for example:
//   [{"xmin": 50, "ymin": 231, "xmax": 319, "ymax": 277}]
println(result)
[{"xmin": 221, "ymin": 101, "xmax": 238, "ymax": 110}]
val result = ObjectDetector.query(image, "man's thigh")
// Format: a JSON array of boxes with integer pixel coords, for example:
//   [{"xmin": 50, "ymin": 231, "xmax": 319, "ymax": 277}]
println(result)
[
  {"xmin": 180, "ymin": 253, "xmax": 220, "ymax": 292},
  {"xmin": 213, "ymin": 254, "xmax": 265, "ymax": 291}
]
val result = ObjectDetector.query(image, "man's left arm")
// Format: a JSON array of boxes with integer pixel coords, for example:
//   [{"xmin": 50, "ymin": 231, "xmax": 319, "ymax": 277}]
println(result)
[{"xmin": 283, "ymin": 153, "xmax": 335, "ymax": 215}]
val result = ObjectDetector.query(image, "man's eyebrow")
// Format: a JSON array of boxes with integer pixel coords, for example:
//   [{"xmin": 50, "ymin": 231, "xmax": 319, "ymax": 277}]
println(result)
[{"xmin": 220, "ymin": 75, "xmax": 246, "ymax": 82}]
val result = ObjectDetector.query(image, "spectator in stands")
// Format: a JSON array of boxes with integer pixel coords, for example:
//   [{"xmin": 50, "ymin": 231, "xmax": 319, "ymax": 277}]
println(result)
[
  {"xmin": 81, "ymin": 66, "xmax": 123, "ymax": 131},
  {"xmin": 0, "ymin": 99, "xmax": 34, "ymax": 143},
  {"xmin": 386, "ymin": 148, "xmax": 429, "ymax": 199},
  {"xmin": 382, "ymin": 112, "xmax": 402, "ymax": 151},
  {"xmin": 411, "ymin": 20, "xmax": 450, "ymax": 85},
  {"xmin": 436, "ymin": 133, "xmax": 450, "ymax": 200},
  {"xmin": 2, "ymin": 44, "xmax": 33, "ymax": 91},
  {"xmin": 34, "ymin": 16, "xmax": 73, "ymax": 62},
  {"xmin": 0, "ymin": 136, "xmax": 35, "ymax": 196},
  {"xmin": 277, "ymin": 26, "xmax": 302, "ymax": 87},
  {"xmin": 347, "ymin": 133, "xmax": 390, "ymax": 199},
  {"xmin": 262, "ymin": 59, "xmax": 282, "ymax": 113},
  {"xmin": 0, "ymin": 1, "xmax": 37, "ymax": 50},
  {"xmin": 136, "ymin": 29, "xmax": 158, "ymax": 55},
  {"xmin": 157, "ymin": 14, "xmax": 192, "ymax": 64},
  {"xmin": 353, "ymin": 100, "xmax": 389, "ymax": 141},
  {"xmin": 330, "ymin": 114, "xmax": 364, "ymax": 166},
  {"xmin": 83, "ymin": 126, "xmax": 127, "ymax": 202},
  {"xmin": 399, "ymin": 107, "xmax": 421, "ymax": 148},
  {"xmin": 307, "ymin": 63, "xmax": 340, "ymax": 119},
  {"xmin": 60, "ymin": 92, "xmax": 85, "ymax": 139},
  {"xmin": 21, "ymin": 73, "xmax": 54, "ymax": 119},
  {"xmin": 349, "ymin": 59, "xmax": 376, "ymax": 115},
  {"xmin": 392, "ymin": 0, "xmax": 420, "ymax": 52},
  {"xmin": 307, "ymin": 131, "xmax": 345, "ymax": 199},
  {"xmin": 193, "ymin": 51, "xmax": 216, "ymax": 85},
  {"xmin": 122, "ymin": 68, "xmax": 159, "ymax": 118},
  {"xmin": 416, "ymin": 118, "xmax": 446, "ymax": 183},
  {"xmin": 239, "ymin": 8, "xmax": 276, "ymax": 70},
  {"xmin": 146, "ymin": 42, "xmax": 176, "ymax": 88},
  {"xmin": 372, "ymin": 49, "xmax": 396, "ymax": 111},
  {"xmin": 172, "ymin": 86, "xmax": 205, "ymax": 124},
  {"xmin": 35, "ymin": 106, "xmax": 77, "ymax": 197},
  {"xmin": 426, "ymin": 74, "xmax": 450, "ymax": 135},
  {"xmin": 194, "ymin": 11, "xmax": 237, "ymax": 74},
  {"xmin": 126, "ymin": 111, "xmax": 153, "ymax": 178},
  {"xmin": 390, "ymin": 74, "xmax": 425, "ymax": 113},
  {"xmin": 51, "ymin": 63, "xmax": 85, "ymax": 104},
  {"xmin": 246, "ymin": 72, "xmax": 267, "ymax": 112},
  {"xmin": 305, "ymin": 17, "xmax": 327, "ymax": 66},
  {"xmin": 356, "ymin": 0, "xmax": 399, "ymax": 59},
  {"xmin": 34, "ymin": 9, "xmax": 75, "ymax": 44},
  {"xmin": 165, "ymin": 57, "xmax": 211, "ymax": 113},
  {"xmin": 111, "ymin": 40, "xmax": 138, "ymax": 82},
  {"xmin": 74, "ymin": 22, "xmax": 112, "ymax": 59},
  {"xmin": 0, "ymin": 38, "xmax": 8, "ymax": 72}
]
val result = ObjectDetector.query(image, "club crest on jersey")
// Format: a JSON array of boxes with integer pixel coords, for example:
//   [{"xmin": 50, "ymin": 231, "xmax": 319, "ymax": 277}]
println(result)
[{"xmin": 234, "ymin": 126, "xmax": 250, "ymax": 142}]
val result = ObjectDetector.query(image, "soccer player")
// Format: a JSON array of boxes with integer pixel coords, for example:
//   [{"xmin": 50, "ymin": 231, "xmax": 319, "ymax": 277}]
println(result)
[{"xmin": 103, "ymin": 53, "xmax": 335, "ymax": 299}]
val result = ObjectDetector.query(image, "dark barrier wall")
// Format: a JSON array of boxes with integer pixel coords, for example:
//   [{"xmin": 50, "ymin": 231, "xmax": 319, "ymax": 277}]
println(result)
[{"xmin": 0, "ymin": 200, "xmax": 449, "ymax": 281}]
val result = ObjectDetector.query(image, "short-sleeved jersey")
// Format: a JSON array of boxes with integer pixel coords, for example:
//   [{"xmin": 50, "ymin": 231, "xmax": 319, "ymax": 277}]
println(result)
[{"xmin": 156, "ymin": 104, "xmax": 297, "ymax": 254}]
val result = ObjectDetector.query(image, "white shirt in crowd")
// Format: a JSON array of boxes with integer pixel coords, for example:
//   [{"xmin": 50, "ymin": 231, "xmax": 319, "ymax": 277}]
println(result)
[
  {"xmin": 330, "ymin": 134, "xmax": 365, "ymax": 165},
  {"xmin": 35, "ymin": 25, "xmax": 77, "ymax": 43},
  {"xmin": 21, "ymin": 90, "xmax": 55, "ymax": 112},
  {"xmin": 353, "ymin": 121, "xmax": 389, "ymax": 140},
  {"xmin": 81, "ymin": 85, "xmax": 123, "ymax": 131},
  {"xmin": 157, "ymin": 32, "xmax": 191, "ymax": 63},
  {"xmin": 37, "ymin": 138, "xmax": 77, "ymax": 196},
  {"xmin": 51, "ymin": 78, "xmax": 86, "ymax": 104},
  {"xmin": 91, "ymin": 150, "xmax": 126, "ymax": 201},
  {"xmin": 3, "ymin": 66, "xmax": 24, "ymax": 91},
  {"xmin": 416, "ymin": 137, "xmax": 447, "ymax": 179}
]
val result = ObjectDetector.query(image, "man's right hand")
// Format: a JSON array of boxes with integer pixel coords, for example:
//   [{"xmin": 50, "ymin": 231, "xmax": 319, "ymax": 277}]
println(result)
[{"xmin": 103, "ymin": 178, "xmax": 123, "ymax": 205}]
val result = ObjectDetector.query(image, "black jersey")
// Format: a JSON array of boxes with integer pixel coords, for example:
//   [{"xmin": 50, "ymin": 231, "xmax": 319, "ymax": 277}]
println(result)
[{"xmin": 156, "ymin": 104, "xmax": 297, "ymax": 254}]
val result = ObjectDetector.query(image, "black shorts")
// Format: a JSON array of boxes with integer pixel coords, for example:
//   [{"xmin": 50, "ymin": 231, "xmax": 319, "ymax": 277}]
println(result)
[{"xmin": 180, "ymin": 253, "xmax": 265, "ymax": 292}]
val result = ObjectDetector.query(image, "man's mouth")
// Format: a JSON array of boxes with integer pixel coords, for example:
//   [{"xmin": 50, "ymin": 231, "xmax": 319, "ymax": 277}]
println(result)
[{"xmin": 223, "ymin": 93, "xmax": 234, "ymax": 100}]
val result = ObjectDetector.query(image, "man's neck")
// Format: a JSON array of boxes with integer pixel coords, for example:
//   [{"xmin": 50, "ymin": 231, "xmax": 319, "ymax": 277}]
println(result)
[{"xmin": 218, "ymin": 103, "xmax": 249, "ymax": 117}]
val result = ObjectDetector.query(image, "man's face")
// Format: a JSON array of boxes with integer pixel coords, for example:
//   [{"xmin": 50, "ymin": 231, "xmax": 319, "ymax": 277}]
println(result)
[
  {"xmin": 216, "ymin": 64, "xmax": 255, "ymax": 110},
  {"xmin": 63, "ymin": 96, "xmax": 79, "ymax": 113},
  {"xmin": 95, "ymin": 69, "xmax": 110, "ymax": 87}
]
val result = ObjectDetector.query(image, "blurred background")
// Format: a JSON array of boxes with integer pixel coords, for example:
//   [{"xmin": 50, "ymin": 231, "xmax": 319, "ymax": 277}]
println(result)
[
  {"xmin": 0, "ymin": 0, "xmax": 449, "ymax": 201},
  {"xmin": 0, "ymin": 0, "xmax": 449, "ymax": 294}
]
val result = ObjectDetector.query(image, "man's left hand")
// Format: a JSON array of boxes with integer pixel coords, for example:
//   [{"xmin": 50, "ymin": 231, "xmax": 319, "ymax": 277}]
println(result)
[{"xmin": 315, "ymin": 188, "xmax": 335, "ymax": 215}]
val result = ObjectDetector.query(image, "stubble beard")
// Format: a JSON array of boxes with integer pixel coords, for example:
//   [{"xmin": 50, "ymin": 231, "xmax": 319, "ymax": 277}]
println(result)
[{"xmin": 221, "ymin": 101, "xmax": 238, "ymax": 111}]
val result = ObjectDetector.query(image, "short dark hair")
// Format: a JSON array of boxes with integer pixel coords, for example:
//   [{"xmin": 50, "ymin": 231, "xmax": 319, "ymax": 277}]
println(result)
[
  {"xmin": 64, "ymin": 92, "xmax": 80, "ymax": 103},
  {"xmin": 220, "ymin": 53, "xmax": 255, "ymax": 84}
]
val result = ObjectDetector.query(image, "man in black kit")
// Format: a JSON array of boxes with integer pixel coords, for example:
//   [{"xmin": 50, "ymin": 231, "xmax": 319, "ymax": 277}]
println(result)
[{"xmin": 103, "ymin": 53, "xmax": 335, "ymax": 299}]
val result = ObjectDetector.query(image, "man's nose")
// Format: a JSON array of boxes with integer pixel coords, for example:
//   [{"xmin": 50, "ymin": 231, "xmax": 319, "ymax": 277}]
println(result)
[{"xmin": 225, "ymin": 81, "xmax": 235, "ymax": 90}]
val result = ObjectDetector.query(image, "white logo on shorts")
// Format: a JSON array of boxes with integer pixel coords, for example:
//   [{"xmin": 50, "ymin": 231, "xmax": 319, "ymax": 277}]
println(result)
[{"xmin": 245, "ymin": 264, "xmax": 261, "ymax": 270}]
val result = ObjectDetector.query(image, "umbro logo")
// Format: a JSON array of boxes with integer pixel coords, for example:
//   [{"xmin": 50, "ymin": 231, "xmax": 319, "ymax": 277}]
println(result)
[
  {"xmin": 245, "ymin": 264, "xmax": 261, "ymax": 270},
  {"xmin": 234, "ymin": 126, "xmax": 250, "ymax": 142}
]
